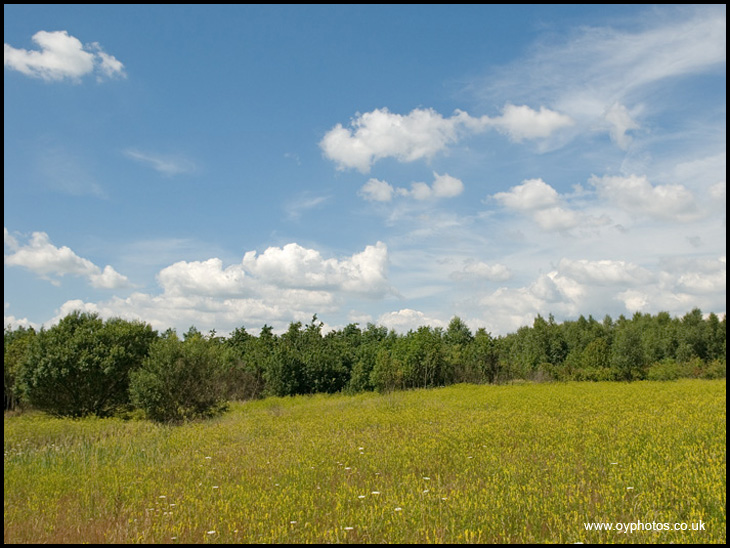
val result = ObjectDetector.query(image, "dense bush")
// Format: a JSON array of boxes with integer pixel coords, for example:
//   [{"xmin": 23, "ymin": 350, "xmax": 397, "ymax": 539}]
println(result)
[
  {"xmin": 15, "ymin": 312, "xmax": 156, "ymax": 417},
  {"xmin": 4, "ymin": 325, "xmax": 36, "ymax": 410},
  {"xmin": 129, "ymin": 330, "xmax": 230, "ymax": 422}
]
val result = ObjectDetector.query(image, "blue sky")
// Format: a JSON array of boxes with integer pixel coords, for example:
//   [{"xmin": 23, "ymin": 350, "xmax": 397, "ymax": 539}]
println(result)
[{"xmin": 4, "ymin": 4, "xmax": 726, "ymax": 335}]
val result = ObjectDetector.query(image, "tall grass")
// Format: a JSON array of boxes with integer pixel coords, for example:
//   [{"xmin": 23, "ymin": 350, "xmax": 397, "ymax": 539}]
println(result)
[{"xmin": 4, "ymin": 380, "xmax": 726, "ymax": 543}]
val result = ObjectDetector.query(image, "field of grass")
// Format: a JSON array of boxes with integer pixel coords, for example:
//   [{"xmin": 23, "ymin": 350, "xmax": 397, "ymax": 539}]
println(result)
[{"xmin": 4, "ymin": 380, "xmax": 726, "ymax": 543}]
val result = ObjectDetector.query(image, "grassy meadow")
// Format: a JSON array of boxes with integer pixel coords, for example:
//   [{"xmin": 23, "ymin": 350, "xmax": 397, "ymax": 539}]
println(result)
[{"xmin": 4, "ymin": 380, "xmax": 726, "ymax": 543}]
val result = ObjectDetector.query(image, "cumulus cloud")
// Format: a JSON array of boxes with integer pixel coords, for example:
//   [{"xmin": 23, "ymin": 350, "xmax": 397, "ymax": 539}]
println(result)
[
  {"xmin": 321, "ymin": 105, "xmax": 572, "ymax": 172},
  {"xmin": 479, "ymin": 271, "xmax": 585, "ymax": 333},
  {"xmin": 590, "ymin": 174, "xmax": 701, "ymax": 222},
  {"xmin": 4, "ymin": 30, "xmax": 125, "ymax": 82},
  {"xmin": 4, "ymin": 302, "xmax": 37, "ymax": 330},
  {"xmin": 359, "ymin": 178, "xmax": 395, "ymax": 202},
  {"xmin": 397, "ymin": 172, "xmax": 465, "ymax": 201},
  {"xmin": 241, "ymin": 241, "xmax": 390, "ymax": 297},
  {"xmin": 360, "ymin": 172, "xmax": 464, "ymax": 203},
  {"xmin": 4, "ymin": 229, "xmax": 131, "ymax": 289},
  {"xmin": 493, "ymin": 178, "xmax": 559, "ymax": 211},
  {"xmin": 377, "ymin": 308, "xmax": 446, "ymax": 332},
  {"xmin": 151, "ymin": 241, "xmax": 390, "ymax": 304},
  {"xmin": 492, "ymin": 178, "xmax": 602, "ymax": 232},
  {"xmin": 158, "ymin": 258, "xmax": 249, "ymax": 297},
  {"xmin": 45, "ymin": 241, "xmax": 393, "ymax": 334},
  {"xmin": 489, "ymin": 104, "xmax": 574, "ymax": 142},
  {"xmin": 320, "ymin": 107, "xmax": 482, "ymax": 172},
  {"xmin": 662, "ymin": 256, "xmax": 726, "ymax": 295}
]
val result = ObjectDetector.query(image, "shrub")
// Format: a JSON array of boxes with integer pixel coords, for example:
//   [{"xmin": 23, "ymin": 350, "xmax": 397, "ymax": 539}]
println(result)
[
  {"xmin": 16, "ymin": 312, "xmax": 156, "ymax": 417},
  {"xmin": 699, "ymin": 358, "xmax": 726, "ymax": 380},
  {"xmin": 129, "ymin": 331, "xmax": 229, "ymax": 422},
  {"xmin": 647, "ymin": 358, "xmax": 687, "ymax": 381}
]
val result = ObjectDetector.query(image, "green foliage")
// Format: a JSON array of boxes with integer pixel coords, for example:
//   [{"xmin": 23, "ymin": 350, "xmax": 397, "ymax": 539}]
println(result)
[
  {"xmin": 223, "ymin": 325, "xmax": 270, "ymax": 400},
  {"xmin": 265, "ymin": 317, "xmax": 350, "ymax": 397},
  {"xmin": 349, "ymin": 324, "xmax": 393, "ymax": 392},
  {"xmin": 610, "ymin": 319, "xmax": 648, "ymax": 380},
  {"xmin": 700, "ymin": 359, "xmax": 726, "ymax": 380},
  {"xmin": 460, "ymin": 328, "xmax": 500, "ymax": 383},
  {"xmin": 7, "ymin": 308, "xmax": 726, "ymax": 419},
  {"xmin": 647, "ymin": 359, "xmax": 690, "ymax": 381},
  {"xmin": 370, "ymin": 347, "xmax": 405, "ymax": 393},
  {"xmin": 4, "ymin": 324, "xmax": 36, "ymax": 410},
  {"xmin": 129, "ymin": 330, "xmax": 229, "ymax": 422},
  {"xmin": 16, "ymin": 312, "xmax": 157, "ymax": 417}
]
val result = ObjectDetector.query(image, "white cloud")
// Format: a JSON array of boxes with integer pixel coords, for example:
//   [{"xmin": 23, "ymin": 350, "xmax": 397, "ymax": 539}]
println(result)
[
  {"xmin": 431, "ymin": 172, "xmax": 465, "ymax": 198},
  {"xmin": 361, "ymin": 172, "xmax": 464, "ymax": 203},
  {"xmin": 320, "ymin": 107, "xmax": 484, "ymax": 172},
  {"xmin": 90, "ymin": 265, "xmax": 134, "ymax": 289},
  {"xmin": 478, "ymin": 6, "xmax": 725, "ymax": 149},
  {"xmin": 662, "ymin": 256, "xmax": 726, "ymax": 295},
  {"xmin": 4, "ymin": 303, "xmax": 37, "ymax": 330},
  {"xmin": 4, "ymin": 30, "xmax": 125, "ymax": 82},
  {"xmin": 44, "ymin": 241, "xmax": 393, "ymax": 335},
  {"xmin": 158, "ymin": 258, "xmax": 249, "ymax": 297},
  {"xmin": 241, "ymin": 241, "xmax": 390, "ymax": 297},
  {"xmin": 491, "ymin": 178, "xmax": 600, "ymax": 232},
  {"xmin": 284, "ymin": 194, "xmax": 330, "ymax": 220},
  {"xmin": 359, "ymin": 178, "xmax": 395, "ymax": 202},
  {"xmin": 616, "ymin": 289, "xmax": 649, "ymax": 312},
  {"xmin": 590, "ymin": 174, "xmax": 701, "ymax": 222},
  {"xmin": 709, "ymin": 181, "xmax": 726, "ymax": 201},
  {"xmin": 152, "ymin": 240, "xmax": 390, "ymax": 304},
  {"xmin": 4, "ymin": 229, "xmax": 131, "ymax": 289},
  {"xmin": 451, "ymin": 260, "xmax": 512, "ymax": 282},
  {"xmin": 604, "ymin": 102, "xmax": 640, "ymax": 150},
  {"xmin": 124, "ymin": 149, "xmax": 196, "ymax": 176},
  {"xmin": 531, "ymin": 207, "xmax": 584, "ymax": 232},
  {"xmin": 489, "ymin": 104, "xmax": 573, "ymax": 142},
  {"xmin": 377, "ymin": 308, "xmax": 445, "ymax": 332},
  {"xmin": 396, "ymin": 172, "xmax": 465, "ymax": 201},
  {"xmin": 676, "ymin": 270, "xmax": 726, "ymax": 294},
  {"xmin": 478, "ymin": 271, "xmax": 585, "ymax": 333},
  {"xmin": 321, "ymin": 105, "xmax": 571, "ymax": 172},
  {"xmin": 557, "ymin": 258, "xmax": 653, "ymax": 286},
  {"xmin": 493, "ymin": 178, "xmax": 559, "ymax": 211}
]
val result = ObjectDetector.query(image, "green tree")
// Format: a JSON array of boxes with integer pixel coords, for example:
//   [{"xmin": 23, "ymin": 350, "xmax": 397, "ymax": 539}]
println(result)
[
  {"xmin": 129, "ymin": 330, "xmax": 229, "ymax": 422},
  {"xmin": 4, "ymin": 325, "xmax": 36, "ymax": 410},
  {"xmin": 465, "ymin": 328, "xmax": 500, "ymax": 383},
  {"xmin": 611, "ymin": 318, "xmax": 647, "ymax": 380},
  {"xmin": 370, "ymin": 347, "xmax": 404, "ymax": 392},
  {"xmin": 675, "ymin": 308, "xmax": 708, "ymax": 362},
  {"xmin": 223, "ymin": 326, "xmax": 268, "ymax": 400},
  {"xmin": 17, "ymin": 312, "xmax": 157, "ymax": 417},
  {"xmin": 349, "ymin": 323, "xmax": 392, "ymax": 392}
]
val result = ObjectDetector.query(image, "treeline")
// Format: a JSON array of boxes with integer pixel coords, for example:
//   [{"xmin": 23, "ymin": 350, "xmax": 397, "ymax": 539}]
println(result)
[{"xmin": 4, "ymin": 309, "xmax": 726, "ymax": 421}]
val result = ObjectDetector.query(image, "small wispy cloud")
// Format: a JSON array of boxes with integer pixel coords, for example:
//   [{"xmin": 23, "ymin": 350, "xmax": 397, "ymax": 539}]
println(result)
[
  {"xmin": 37, "ymin": 146, "xmax": 108, "ymax": 198},
  {"xmin": 475, "ymin": 5, "xmax": 726, "ymax": 148},
  {"xmin": 124, "ymin": 149, "xmax": 196, "ymax": 176},
  {"xmin": 284, "ymin": 194, "xmax": 330, "ymax": 220}
]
